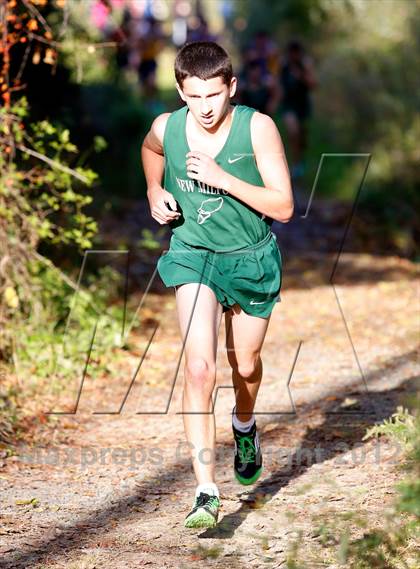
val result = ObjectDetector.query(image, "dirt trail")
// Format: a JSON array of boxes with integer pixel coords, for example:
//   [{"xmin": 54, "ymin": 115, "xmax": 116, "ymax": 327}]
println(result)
[{"xmin": 0, "ymin": 201, "xmax": 418, "ymax": 568}]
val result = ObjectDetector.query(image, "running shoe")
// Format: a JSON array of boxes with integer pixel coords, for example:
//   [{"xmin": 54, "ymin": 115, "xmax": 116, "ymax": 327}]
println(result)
[
  {"xmin": 184, "ymin": 492, "xmax": 220, "ymax": 528},
  {"xmin": 232, "ymin": 420, "xmax": 263, "ymax": 485}
]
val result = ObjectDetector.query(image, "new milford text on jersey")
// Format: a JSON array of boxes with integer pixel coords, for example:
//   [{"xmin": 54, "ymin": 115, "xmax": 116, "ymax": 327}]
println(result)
[{"xmin": 175, "ymin": 176, "xmax": 229, "ymax": 196}]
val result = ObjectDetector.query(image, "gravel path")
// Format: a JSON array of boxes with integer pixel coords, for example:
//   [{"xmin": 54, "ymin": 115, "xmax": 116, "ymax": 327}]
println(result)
[{"xmin": 1, "ymin": 199, "xmax": 418, "ymax": 568}]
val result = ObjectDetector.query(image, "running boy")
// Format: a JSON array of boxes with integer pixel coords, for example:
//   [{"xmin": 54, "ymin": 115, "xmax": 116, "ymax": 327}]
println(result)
[{"xmin": 141, "ymin": 42, "xmax": 293, "ymax": 529}]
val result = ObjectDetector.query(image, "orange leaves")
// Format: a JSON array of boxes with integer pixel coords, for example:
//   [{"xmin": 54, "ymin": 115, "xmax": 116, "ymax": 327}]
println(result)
[
  {"xmin": 1, "ymin": 0, "xmax": 67, "ymax": 109},
  {"xmin": 1, "ymin": 0, "xmax": 64, "ymax": 106},
  {"xmin": 27, "ymin": 19, "xmax": 38, "ymax": 32},
  {"xmin": 43, "ymin": 48, "xmax": 57, "ymax": 65},
  {"xmin": 2, "ymin": 82, "xmax": 11, "ymax": 105},
  {"xmin": 32, "ymin": 48, "xmax": 41, "ymax": 65}
]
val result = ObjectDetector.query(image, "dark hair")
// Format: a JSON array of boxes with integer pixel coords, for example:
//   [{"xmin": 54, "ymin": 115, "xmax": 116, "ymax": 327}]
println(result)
[{"xmin": 175, "ymin": 41, "xmax": 233, "ymax": 88}]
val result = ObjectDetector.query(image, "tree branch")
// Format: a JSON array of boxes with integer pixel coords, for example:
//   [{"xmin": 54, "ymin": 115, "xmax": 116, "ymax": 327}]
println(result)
[
  {"xmin": 33, "ymin": 251, "xmax": 79, "ymax": 292},
  {"xmin": 16, "ymin": 144, "xmax": 89, "ymax": 183}
]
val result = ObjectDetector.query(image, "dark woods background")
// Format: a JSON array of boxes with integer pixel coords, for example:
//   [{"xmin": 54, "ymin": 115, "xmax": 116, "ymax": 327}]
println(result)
[
  {"xmin": 3, "ymin": 0, "xmax": 419, "ymax": 254},
  {"xmin": 0, "ymin": 0, "xmax": 418, "ymax": 418}
]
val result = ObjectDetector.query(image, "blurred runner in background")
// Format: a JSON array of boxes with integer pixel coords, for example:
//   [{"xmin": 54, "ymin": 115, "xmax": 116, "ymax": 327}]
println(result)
[
  {"xmin": 246, "ymin": 30, "xmax": 279, "ymax": 78},
  {"xmin": 134, "ymin": 15, "xmax": 165, "ymax": 99},
  {"xmin": 279, "ymin": 40, "xmax": 317, "ymax": 180},
  {"xmin": 236, "ymin": 58, "xmax": 280, "ymax": 116},
  {"xmin": 237, "ymin": 31, "xmax": 280, "ymax": 115}
]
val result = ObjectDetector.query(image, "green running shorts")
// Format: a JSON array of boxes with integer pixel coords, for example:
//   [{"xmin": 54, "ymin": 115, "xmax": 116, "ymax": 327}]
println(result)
[{"xmin": 157, "ymin": 231, "xmax": 282, "ymax": 319}]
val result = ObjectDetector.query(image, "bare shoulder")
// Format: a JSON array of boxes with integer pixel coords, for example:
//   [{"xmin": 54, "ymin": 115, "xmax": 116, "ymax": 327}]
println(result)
[
  {"xmin": 250, "ymin": 112, "xmax": 283, "ymax": 151},
  {"xmin": 251, "ymin": 111, "xmax": 278, "ymax": 131},
  {"xmin": 150, "ymin": 112, "xmax": 171, "ymax": 145},
  {"xmin": 143, "ymin": 112, "xmax": 171, "ymax": 153}
]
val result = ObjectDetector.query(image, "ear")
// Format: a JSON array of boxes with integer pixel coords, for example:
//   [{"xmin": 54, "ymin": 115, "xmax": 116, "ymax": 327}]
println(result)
[
  {"xmin": 229, "ymin": 77, "xmax": 237, "ymax": 98},
  {"xmin": 175, "ymin": 82, "xmax": 186, "ymax": 102}
]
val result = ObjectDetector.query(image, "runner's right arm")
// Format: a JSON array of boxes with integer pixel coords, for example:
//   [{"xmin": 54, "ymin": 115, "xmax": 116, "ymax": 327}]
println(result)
[{"xmin": 141, "ymin": 113, "xmax": 181, "ymax": 225}]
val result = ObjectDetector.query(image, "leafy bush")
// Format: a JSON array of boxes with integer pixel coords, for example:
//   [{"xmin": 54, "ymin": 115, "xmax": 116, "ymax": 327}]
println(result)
[
  {"xmin": 13, "ymin": 260, "xmax": 125, "ymax": 383},
  {"xmin": 0, "ymin": 97, "xmax": 106, "ymax": 360},
  {"xmin": 305, "ymin": 2, "xmax": 420, "ymax": 258}
]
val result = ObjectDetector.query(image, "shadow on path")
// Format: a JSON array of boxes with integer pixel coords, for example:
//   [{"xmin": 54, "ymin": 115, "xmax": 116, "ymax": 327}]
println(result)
[
  {"xmin": 1, "ymin": 348, "xmax": 417, "ymax": 568},
  {"xmin": 202, "ymin": 373, "xmax": 417, "ymax": 539}
]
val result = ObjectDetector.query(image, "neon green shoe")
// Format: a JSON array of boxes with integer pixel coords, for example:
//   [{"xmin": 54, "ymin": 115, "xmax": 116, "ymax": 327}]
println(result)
[
  {"xmin": 184, "ymin": 492, "xmax": 220, "ymax": 528},
  {"xmin": 233, "ymin": 420, "xmax": 263, "ymax": 485}
]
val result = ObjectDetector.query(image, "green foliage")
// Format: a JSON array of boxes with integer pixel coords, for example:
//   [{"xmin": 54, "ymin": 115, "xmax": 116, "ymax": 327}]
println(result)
[
  {"xmin": 397, "ymin": 478, "xmax": 420, "ymax": 519},
  {"xmin": 343, "ymin": 524, "xmax": 416, "ymax": 569},
  {"xmin": 0, "ymin": 97, "xmax": 107, "ymax": 360},
  {"xmin": 51, "ymin": 0, "xmax": 125, "ymax": 85},
  {"xmin": 14, "ymin": 260, "xmax": 125, "ymax": 382},
  {"xmin": 80, "ymin": 82, "xmax": 159, "ymax": 198},
  {"xmin": 298, "ymin": 2, "xmax": 420, "ymax": 258},
  {"xmin": 340, "ymin": 408, "xmax": 420, "ymax": 567},
  {"xmin": 363, "ymin": 407, "xmax": 418, "ymax": 455},
  {"xmin": 137, "ymin": 228, "xmax": 167, "ymax": 251},
  {"xmin": 285, "ymin": 405, "xmax": 420, "ymax": 568},
  {"xmin": 0, "ymin": 97, "xmax": 100, "ymax": 250},
  {"xmin": 237, "ymin": 0, "xmax": 419, "ymax": 258},
  {"xmin": 364, "ymin": 406, "xmax": 420, "ymax": 522},
  {"xmin": 235, "ymin": 0, "xmax": 331, "ymax": 42}
]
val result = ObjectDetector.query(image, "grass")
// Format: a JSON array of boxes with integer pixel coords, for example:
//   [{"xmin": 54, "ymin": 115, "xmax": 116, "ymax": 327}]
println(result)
[{"xmin": 283, "ymin": 404, "xmax": 420, "ymax": 568}]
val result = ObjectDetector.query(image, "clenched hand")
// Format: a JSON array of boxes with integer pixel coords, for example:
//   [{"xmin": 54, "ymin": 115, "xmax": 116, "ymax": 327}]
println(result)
[
  {"xmin": 147, "ymin": 186, "xmax": 181, "ymax": 225},
  {"xmin": 186, "ymin": 151, "xmax": 229, "ymax": 190}
]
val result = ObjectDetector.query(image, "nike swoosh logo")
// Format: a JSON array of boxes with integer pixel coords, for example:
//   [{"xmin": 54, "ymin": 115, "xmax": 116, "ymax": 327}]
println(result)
[
  {"xmin": 228, "ymin": 155, "xmax": 246, "ymax": 164},
  {"xmin": 250, "ymin": 300, "xmax": 267, "ymax": 305}
]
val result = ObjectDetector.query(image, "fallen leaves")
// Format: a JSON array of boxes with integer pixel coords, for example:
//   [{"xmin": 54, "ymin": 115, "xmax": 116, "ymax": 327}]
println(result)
[{"xmin": 15, "ymin": 497, "xmax": 39, "ymax": 507}]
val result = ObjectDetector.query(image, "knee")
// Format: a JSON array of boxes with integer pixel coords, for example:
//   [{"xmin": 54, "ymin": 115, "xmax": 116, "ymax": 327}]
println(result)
[
  {"xmin": 185, "ymin": 357, "xmax": 215, "ymax": 390},
  {"xmin": 234, "ymin": 354, "xmax": 261, "ymax": 380}
]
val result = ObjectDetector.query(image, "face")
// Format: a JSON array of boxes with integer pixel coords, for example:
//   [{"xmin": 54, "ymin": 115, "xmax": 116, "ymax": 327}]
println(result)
[{"xmin": 176, "ymin": 75, "xmax": 237, "ymax": 131}]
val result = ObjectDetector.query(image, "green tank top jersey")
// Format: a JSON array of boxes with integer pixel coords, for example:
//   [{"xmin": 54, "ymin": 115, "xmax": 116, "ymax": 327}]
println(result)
[{"xmin": 162, "ymin": 104, "xmax": 273, "ymax": 252}]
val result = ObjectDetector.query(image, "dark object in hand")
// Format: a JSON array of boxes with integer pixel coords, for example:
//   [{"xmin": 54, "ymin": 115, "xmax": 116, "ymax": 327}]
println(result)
[{"xmin": 165, "ymin": 200, "xmax": 178, "ymax": 212}]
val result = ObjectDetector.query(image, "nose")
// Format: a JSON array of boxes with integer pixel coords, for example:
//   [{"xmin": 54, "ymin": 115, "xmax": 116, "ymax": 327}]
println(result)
[{"xmin": 200, "ymin": 98, "xmax": 211, "ymax": 115}]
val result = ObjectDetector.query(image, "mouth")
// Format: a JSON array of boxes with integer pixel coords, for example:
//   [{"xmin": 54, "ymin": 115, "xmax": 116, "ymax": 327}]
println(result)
[{"xmin": 201, "ymin": 115, "xmax": 214, "ymax": 124}]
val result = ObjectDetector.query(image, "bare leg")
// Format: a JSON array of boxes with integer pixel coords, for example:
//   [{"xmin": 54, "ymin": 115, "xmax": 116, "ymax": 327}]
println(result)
[
  {"xmin": 175, "ymin": 283, "xmax": 223, "ymax": 485},
  {"xmin": 225, "ymin": 305, "xmax": 272, "ymax": 422}
]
